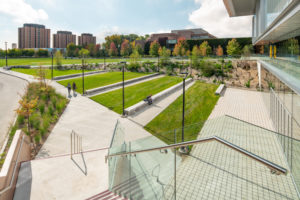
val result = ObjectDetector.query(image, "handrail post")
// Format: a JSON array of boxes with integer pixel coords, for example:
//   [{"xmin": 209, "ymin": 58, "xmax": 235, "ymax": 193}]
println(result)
[{"xmin": 71, "ymin": 132, "xmax": 73, "ymax": 158}]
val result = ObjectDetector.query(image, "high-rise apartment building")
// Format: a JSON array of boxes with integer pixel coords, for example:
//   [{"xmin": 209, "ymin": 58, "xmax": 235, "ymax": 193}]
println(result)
[
  {"xmin": 53, "ymin": 31, "xmax": 76, "ymax": 48},
  {"xmin": 78, "ymin": 33, "xmax": 96, "ymax": 46},
  {"xmin": 12, "ymin": 43, "xmax": 17, "ymax": 49},
  {"xmin": 18, "ymin": 23, "xmax": 50, "ymax": 49}
]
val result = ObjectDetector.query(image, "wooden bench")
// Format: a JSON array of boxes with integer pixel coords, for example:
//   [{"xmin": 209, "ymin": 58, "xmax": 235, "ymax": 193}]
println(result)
[{"xmin": 215, "ymin": 84, "xmax": 225, "ymax": 95}]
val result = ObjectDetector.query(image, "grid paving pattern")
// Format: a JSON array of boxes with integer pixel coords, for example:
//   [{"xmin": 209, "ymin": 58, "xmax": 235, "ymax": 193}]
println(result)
[{"xmin": 165, "ymin": 88, "xmax": 299, "ymax": 200}]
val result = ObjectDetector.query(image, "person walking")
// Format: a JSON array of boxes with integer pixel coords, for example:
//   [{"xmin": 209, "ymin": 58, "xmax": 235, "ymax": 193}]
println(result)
[
  {"xmin": 67, "ymin": 82, "xmax": 71, "ymax": 97},
  {"xmin": 72, "ymin": 82, "xmax": 77, "ymax": 97}
]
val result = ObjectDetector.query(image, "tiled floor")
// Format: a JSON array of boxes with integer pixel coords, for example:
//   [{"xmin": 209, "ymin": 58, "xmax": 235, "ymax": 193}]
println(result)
[{"xmin": 165, "ymin": 88, "xmax": 300, "ymax": 200}]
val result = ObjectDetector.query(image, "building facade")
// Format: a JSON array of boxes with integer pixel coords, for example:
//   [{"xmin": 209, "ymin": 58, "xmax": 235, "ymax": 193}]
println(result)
[
  {"xmin": 78, "ymin": 33, "xmax": 96, "ymax": 46},
  {"xmin": 53, "ymin": 31, "xmax": 76, "ymax": 49},
  {"xmin": 18, "ymin": 23, "xmax": 50, "ymax": 49},
  {"xmin": 12, "ymin": 43, "xmax": 17, "ymax": 49}
]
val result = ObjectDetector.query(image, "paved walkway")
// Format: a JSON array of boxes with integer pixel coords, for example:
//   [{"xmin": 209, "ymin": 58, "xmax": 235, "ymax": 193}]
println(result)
[
  {"xmin": 165, "ymin": 88, "xmax": 299, "ymax": 199},
  {"xmin": 128, "ymin": 81, "xmax": 195, "ymax": 126},
  {"xmin": 0, "ymin": 71, "xmax": 27, "ymax": 149}
]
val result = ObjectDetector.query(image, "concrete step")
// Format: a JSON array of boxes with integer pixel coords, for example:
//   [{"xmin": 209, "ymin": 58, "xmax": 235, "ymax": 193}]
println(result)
[{"xmin": 85, "ymin": 190, "xmax": 127, "ymax": 200}]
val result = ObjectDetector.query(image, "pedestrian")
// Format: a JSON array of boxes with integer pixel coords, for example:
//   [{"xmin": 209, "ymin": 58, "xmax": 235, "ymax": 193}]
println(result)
[
  {"xmin": 72, "ymin": 82, "xmax": 77, "ymax": 97},
  {"xmin": 144, "ymin": 94, "xmax": 153, "ymax": 105},
  {"xmin": 67, "ymin": 82, "xmax": 71, "ymax": 97}
]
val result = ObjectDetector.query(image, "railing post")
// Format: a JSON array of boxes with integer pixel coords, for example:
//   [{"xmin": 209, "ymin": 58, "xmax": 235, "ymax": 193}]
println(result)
[
  {"xmin": 129, "ymin": 142, "xmax": 131, "ymax": 199},
  {"xmin": 71, "ymin": 132, "xmax": 73, "ymax": 158}
]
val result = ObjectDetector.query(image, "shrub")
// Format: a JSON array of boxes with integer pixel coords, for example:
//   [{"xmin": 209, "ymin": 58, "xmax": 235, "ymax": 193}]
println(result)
[
  {"xmin": 29, "ymin": 113, "xmax": 39, "ymax": 129},
  {"xmin": 51, "ymin": 97, "xmax": 57, "ymax": 108},
  {"xmin": 39, "ymin": 103, "xmax": 45, "ymax": 114},
  {"xmin": 127, "ymin": 63, "xmax": 140, "ymax": 72},
  {"xmin": 48, "ymin": 105, "xmax": 54, "ymax": 116},
  {"xmin": 39, "ymin": 126, "xmax": 46, "ymax": 137},
  {"xmin": 245, "ymin": 80, "xmax": 251, "ymax": 88},
  {"xmin": 34, "ymin": 135, "xmax": 41, "ymax": 144},
  {"xmin": 17, "ymin": 115, "xmax": 25, "ymax": 125}
]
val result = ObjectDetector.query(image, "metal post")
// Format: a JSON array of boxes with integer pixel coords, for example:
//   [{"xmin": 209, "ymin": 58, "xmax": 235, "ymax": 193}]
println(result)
[
  {"xmin": 82, "ymin": 59, "xmax": 85, "ymax": 95},
  {"xmin": 129, "ymin": 142, "xmax": 132, "ymax": 199},
  {"xmin": 71, "ymin": 132, "xmax": 72, "ymax": 158},
  {"xmin": 51, "ymin": 52, "xmax": 54, "ymax": 80},
  {"xmin": 182, "ymin": 78, "xmax": 185, "ymax": 143},
  {"xmin": 122, "ymin": 63, "xmax": 125, "ymax": 117},
  {"xmin": 5, "ymin": 42, "xmax": 8, "ymax": 67}
]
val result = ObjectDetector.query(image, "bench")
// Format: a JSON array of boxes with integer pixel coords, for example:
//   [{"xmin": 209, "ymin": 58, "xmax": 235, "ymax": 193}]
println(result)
[{"xmin": 215, "ymin": 84, "xmax": 225, "ymax": 95}]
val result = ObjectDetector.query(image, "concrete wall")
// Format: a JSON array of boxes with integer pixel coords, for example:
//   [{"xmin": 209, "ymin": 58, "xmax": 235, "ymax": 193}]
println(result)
[{"xmin": 0, "ymin": 130, "xmax": 31, "ymax": 200}]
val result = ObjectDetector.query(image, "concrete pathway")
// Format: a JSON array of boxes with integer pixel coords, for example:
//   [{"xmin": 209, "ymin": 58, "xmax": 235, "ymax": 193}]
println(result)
[
  {"xmin": 128, "ymin": 81, "xmax": 195, "ymax": 126},
  {"xmin": 0, "ymin": 72, "xmax": 28, "ymax": 149}
]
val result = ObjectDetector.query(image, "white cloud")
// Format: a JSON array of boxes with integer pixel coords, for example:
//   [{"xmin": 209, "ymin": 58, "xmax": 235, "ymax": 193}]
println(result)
[
  {"xmin": 189, "ymin": 0, "xmax": 252, "ymax": 38},
  {"xmin": 0, "ymin": 0, "xmax": 48, "ymax": 24}
]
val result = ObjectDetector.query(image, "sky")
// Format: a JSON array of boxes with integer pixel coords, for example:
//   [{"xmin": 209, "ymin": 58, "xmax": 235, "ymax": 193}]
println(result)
[{"xmin": 0, "ymin": 0, "xmax": 252, "ymax": 49}]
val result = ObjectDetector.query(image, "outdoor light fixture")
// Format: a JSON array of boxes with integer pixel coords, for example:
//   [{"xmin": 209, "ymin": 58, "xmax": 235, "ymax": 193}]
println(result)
[
  {"xmin": 120, "ymin": 61, "xmax": 127, "ymax": 117},
  {"xmin": 179, "ymin": 72, "xmax": 189, "ymax": 154}
]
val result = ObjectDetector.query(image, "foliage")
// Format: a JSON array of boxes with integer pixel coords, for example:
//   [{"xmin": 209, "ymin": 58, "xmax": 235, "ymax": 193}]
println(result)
[
  {"xmin": 287, "ymin": 38, "xmax": 300, "ymax": 55},
  {"xmin": 216, "ymin": 45, "xmax": 224, "ymax": 56},
  {"xmin": 199, "ymin": 41, "xmax": 212, "ymax": 56},
  {"xmin": 109, "ymin": 42, "xmax": 118, "ymax": 57},
  {"xmin": 173, "ymin": 37, "xmax": 189, "ymax": 56},
  {"xmin": 36, "ymin": 49, "xmax": 48, "ymax": 57},
  {"xmin": 191, "ymin": 45, "xmax": 200, "ymax": 68},
  {"xmin": 55, "ymin": 51, "xmax": 63, "ymax": 67},
  {"xmin": 149, "ymin": 41, "xmax": 161, "ymax": 57},
  {"xmin": 66, "ymin": 43, "xmax": 77, "ymax": 57},
  {"xmin": 245, "ymin": 79, "xmax": 251, "ymax": 88},
  {"xmin": 242, "ymin": 45, "xmax": 253, "ymax": 57},
  {"xmin": 158, "ymin": 47, "xmax": 171, "ymax": 65},
  {"xmin": 121, "ymin": 39, "xmax": 131, "ymax": 56},
  {"xmin": 226, "ymin": 38, "xmax": 241, "ymax": 56}
]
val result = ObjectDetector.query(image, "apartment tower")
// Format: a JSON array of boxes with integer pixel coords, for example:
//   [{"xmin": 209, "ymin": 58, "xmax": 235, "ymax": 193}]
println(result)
[
  {"xmin": 78, "ymin": 33, "xmax": 96, "ymax": 46},
  {"xmin": 18, "ymin": 23, "xmax": 50, "ymax": 49},
  {"xmin": 53, "ymin": 31, "xmax": 76, "ymax": 48}
]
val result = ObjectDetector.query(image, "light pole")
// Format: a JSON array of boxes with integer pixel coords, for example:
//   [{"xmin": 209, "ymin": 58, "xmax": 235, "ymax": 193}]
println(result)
[
  {"xmin": 120, "ymin": 61, "xmax": 127, "ymax": 117},
  {"xmin": 103, "ymin": 46, "xmax": 106, "ymax": 69},
  {"xmin": 157, "ymin": 55, "xmax": 159, "ymax": 72},
  {"xmin": 82, "ymin": 57, "xmax": 85, "ymax": 95},
  {"xmin": 5, "ymin": 42, "xmax": 8, "ymax": 67},
  {"xmin": 180, "ymin": 72, "xmax": 188, "ymax": 154},
  {"xmin": 51, "ymin": 52, "xmax": 54, "ymax": 80}
]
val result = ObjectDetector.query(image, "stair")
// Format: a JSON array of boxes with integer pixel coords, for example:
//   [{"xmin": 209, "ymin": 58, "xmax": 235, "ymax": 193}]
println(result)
[{"xmin": 85, "ymin": 190, "xmax": 127, "ymax": 200}]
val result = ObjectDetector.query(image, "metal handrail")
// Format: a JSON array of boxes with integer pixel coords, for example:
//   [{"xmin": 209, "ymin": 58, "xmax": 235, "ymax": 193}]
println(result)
[
  {"xmin": 0, "ymin": 134, "xmax": 26, "ymax": 196},
  {"xmin": 105, "ymin": 136, "xmax": 287, "ymax": 175}
]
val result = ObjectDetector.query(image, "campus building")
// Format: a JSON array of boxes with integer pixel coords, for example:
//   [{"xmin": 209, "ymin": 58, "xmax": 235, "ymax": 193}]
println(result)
[
  {"xmin": 11, "ymin": 43, "xmax": 17, "ymax": 49},
  {"xmin": 18, "ymin": 23, "xmax": 50, "ymax": 49},
  {"xmin": 53, "ymin": 31, "xmax": 76, "ymax": 49},
  {"xmin": 147, "ymin": 28, "xmax": 216, "ymax": 48},
  {"xmin": 78, "ymin": 33, "xmax": 96, "ymax": 46}
]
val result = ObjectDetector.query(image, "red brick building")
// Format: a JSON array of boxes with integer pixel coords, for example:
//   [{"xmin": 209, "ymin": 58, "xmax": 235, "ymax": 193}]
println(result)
[
  {"xmin": 18, "ymin": 24, "xmax": 50, "ymax": 49},
  {"xmin": 53, "ymin": 31, "xmax": 76, "ymax": 48},
  {"xmin": 78, "ymin": 33, "xmax": 96, "ymax": 46}
]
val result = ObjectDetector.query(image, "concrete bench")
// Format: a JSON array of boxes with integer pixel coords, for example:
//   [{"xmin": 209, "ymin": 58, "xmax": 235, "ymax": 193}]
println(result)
[
  {"xmin": 86, "ymin": 73, "xmax": 160, "ymax": 96},
  {"xmin": 125, "ymin": 78, "xmax": 193, "ymax": 116},
  {"xmin": 53, "ymin": 70, "xmax": 107, "ymax": 81},
  {"xmin": 215, "ymin": 84, "xmax": 225, "ymax": 95}
]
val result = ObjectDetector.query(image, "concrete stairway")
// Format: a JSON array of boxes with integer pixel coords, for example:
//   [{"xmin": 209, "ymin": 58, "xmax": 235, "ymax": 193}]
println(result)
[{"xmin": 85, "ymin": 190, "xmax": 127, "ymax": 200}]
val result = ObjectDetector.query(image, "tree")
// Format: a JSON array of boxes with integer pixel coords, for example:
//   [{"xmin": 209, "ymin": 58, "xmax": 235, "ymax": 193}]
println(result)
[
  {"xmin": 130, "ymin": 47, "xmax": 141, "ymax": 63},
  {"xmin": 109, "ymin": 42, "xmax": 118, "ymax": 56},
  {"xmin": 121, "ymin": 39, "xmax": 130, "ymax": 56},
  {"xmin": 227, "ymin": 38, "xmax": 241, "ymax": 56},
  {"xmin": 55, "ymin": 51, "xmax": 63, "ymax": 68},
  {"xmin": 242, "ymin": 45, "xmax": 253, "ymax": 57},
  {"xmin": 191, "ymin": 45, "xmax": 200, "ymax": 68},
  {"xmin": 16, "ymin": 97, "xmax": 38, "ymax": 145},
  {"xmin": 104, "ymin": 34, "xmax": 122, "ymax": 52},
  {"xmin": 87, "ymin": 44, "xmax": 96, "ymax": 57},
  {"xmin": 173, "ymin": 37, "xmax": 189, "ymax": 56},
  {"xmin": 158, "ymin": 47, "xmax": 171, "ymax": 65},
  {"xmin": 199, "ymin": 41, "xmax": 212, "ymax": 56},
  {"xmin": 67, "ymin": 43, "xmax": 76, "ymax": 57},
  {"xmin": 287, "ymin": 38, "xmax": 299, "ymax": 56},
  {"xmin": 135, "ymin": 44, "xmax": 143, "ymax": 55},
  {"xmin": 216, "ymin": 45, "xmax": 224, "ymax": 56},
  {"xmin": 95, "ymin": 44, "xmax": 101, "ymax": 57},
  {"xmin": 149, "ymin": 41, "xmax": 160, "ymax": 57}
]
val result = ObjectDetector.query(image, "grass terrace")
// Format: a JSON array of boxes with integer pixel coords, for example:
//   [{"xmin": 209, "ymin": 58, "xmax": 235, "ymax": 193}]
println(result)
[
  {"xmin": 91, "ymin": 76, "xmax": 182, "ymax": 114},
  {"xmin": 0, "ymin": 57, "xmax": 128, "ymax": 67},
  {"xmin": 11, "ymin": 68, "xmax": 96, "ymax": 79},
  {"xmin": 144, "ymin": 81, "xmax": 219, "ymax": 144},
  {"xmin": 58, "ymin": 71, "xmax": 150, "ymax": 94}
]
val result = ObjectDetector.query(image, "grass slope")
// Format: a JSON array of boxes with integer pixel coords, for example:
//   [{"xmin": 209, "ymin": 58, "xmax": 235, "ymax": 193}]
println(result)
[
  {"xmin": 144, "ymin": 81, "xmax": 219, "ymax": 144},
  {"xmin": 58, "ymin": 72, "xmax": 149, "ymax": 94},
  {"xmin": 91, "ymin": 76, "xmax": 182, "ymax": 114},
  {"xmin": 11, "ymin": 68, "xmax": 95, "ymax": 79}
]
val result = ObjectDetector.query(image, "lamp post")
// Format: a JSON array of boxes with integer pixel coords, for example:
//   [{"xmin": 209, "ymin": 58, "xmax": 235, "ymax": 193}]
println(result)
[
  {"xmin": 51, "ymin": 52, "xmax": 54, "ymax": 80},
  {"xmin": 180, "ymin": 72, "xmax": 188, "ymax": 154},
  {"xmin": 103, "ymin": 46, "xmax": 106, "ymax": 69},
  {"xmin": 82, "ymin": 57, "xmax": 85, "ymax": 95},
  {"xmin": 157, "ymin": 55, "xmax": 159, "ymax": 72},
  {"xmin": 5, "ymin": 42, "xmax": 8, "ymax": 67},
  {"xmin": 120, "ymin": 61, "xmax": 127, "ymax": 117}
]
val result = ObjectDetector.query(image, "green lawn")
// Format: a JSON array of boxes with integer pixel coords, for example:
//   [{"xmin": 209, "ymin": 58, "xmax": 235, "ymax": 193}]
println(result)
[
  {"xmin": 91, "ymin": 76, "xmax": 182, "ymax": 114},
  {"xmin": 144, "ymin": 81, "xmax": 219, "ymax": 144},
  {"xmin": 11, "ymin": 68, "xmax": 96, "ymax": 79},
  {"xmin": 58, "ymin": 72, "xmax": 150, "ymax": 94},
  {"xmin": 0, "ymin": 57, "xmax": 157, "ymax": 67}
]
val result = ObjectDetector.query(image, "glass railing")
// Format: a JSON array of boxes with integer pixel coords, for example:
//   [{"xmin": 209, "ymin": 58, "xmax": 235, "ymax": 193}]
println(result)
[{"xmin": 107, "ymin": 117, "xmax": 300, "ymax": 199}]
